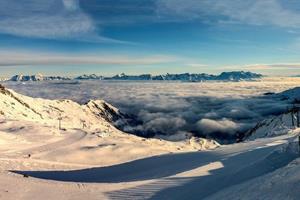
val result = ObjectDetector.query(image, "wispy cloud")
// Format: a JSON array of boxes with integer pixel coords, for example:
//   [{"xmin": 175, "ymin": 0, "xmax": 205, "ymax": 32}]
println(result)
[
  {"xmin": 186, "ymin": 63, "xmax": 208, "ymax": 68},
  {"xmin": 244, "ymin": 63, "xmax": 300, "ymax": 70},
  {"xmin": 222, "ymin": 63, "xmax": 300, "ymax": 76},
  {"xmin": 2, "ymin": 0, "xmax": 299, "ymax": 42},
  {"xmin": 156, "ymin": 0, "xmax": 300, "ymax": 28},
  {"xmin": 0, "ymin": 0, "xmax": 127, "ymax": 43},
  {"xmin": 0, "ymin": 51, "xmax": 176, "ymax": 66},
  {"xmin": 62, "ymin": 0, "xmax": 79, "ymax": 11}
]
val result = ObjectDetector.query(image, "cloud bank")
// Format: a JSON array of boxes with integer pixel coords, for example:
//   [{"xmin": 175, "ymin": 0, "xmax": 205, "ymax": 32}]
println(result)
[
  {"xmin": 197, "ymin": 118, "xmax": 239, "ymax": 137},
  {"xmin": 4, "ymin": 79, "xmax": 298, "ymax": 143}
]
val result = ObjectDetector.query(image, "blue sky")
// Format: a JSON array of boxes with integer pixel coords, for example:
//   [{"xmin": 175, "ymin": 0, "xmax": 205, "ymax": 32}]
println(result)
[{"xmin": 1, "ymin": 0, "xmax": 300, "ymax": 76}]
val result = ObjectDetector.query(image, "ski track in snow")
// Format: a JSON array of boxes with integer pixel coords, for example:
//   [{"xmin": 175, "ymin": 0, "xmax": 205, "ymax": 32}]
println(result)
[
  {"xmin": 106, "ymin": 135, "xmax": 298, "ymax": 200},
  {"xmin": 21, "ymin": 130, "xmax": 87, "ymax": 156},
  {"xmin": 6, "ymin": 134, "xmax": 298, "ymax": 200}
]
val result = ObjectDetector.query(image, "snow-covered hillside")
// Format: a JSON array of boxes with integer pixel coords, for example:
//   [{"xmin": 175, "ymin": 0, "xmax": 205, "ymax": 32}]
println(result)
[
  {"xmin": 0, "ymin": 84, "xmax": 219, "ymax": 155},
  {"xmin": 278, "ymin": 86, "xmax": 300, "ymax": 101},
  {"xmin": 0, "ymin": 84, "xmax": 126, "ymax": 131},
  {"xmin": 0, "ymin": 84, "xmax": 299, "ymax": 200},
  {"xmin": 206, "ymin": 136, "xmax": 300, "ymax": 200},
  {"xmin": 245, "ymin": 112, "xmax": 296, "ymax": 140},
  {"xmin": 245, "ymin": 86, "xmax": 300, "ymax": 140}
]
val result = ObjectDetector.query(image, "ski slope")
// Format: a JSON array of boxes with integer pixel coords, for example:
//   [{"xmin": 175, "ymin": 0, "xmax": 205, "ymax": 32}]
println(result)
[
  {"xmin": 1, "ymin": 84, "xmax": 300, "ymax": 199},
  {"xmin": 3, "ymin": 133, "xmax": 298, "ymax": 200}
]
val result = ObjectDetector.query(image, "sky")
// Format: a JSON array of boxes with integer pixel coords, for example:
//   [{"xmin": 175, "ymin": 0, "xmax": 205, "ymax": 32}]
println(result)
[{"xmin": 1, "ymin": 0, "xmax": 300, "ymax": 76}]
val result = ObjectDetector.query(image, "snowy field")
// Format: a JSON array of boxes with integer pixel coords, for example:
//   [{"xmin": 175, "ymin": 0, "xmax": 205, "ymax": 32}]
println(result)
[
  {"xmin": 0, "ymin": 124, "xmax": 299, "ymax": 200},
  {"xmin": 1, "ymin": 77, "xmax": 300, "ymax": 200}
]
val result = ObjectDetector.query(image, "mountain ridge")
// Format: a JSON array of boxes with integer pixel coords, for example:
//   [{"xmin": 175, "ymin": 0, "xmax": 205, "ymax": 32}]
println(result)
[
  {"xmin": 3, "ymin": 71, "xmax": 263, "ymax": 82},
  {"xmin": 0, "ymin": 84, "xmax": 127, "ymax": 131}
]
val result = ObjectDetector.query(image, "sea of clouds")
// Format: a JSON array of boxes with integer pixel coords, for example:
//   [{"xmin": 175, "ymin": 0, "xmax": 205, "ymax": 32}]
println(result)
[{"xmin": 4, "ymin": 78, "xmax": 300, "ymax": 143}]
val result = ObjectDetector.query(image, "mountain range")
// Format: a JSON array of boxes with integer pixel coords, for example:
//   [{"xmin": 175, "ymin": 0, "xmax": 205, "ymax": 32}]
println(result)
[{"xmin": 3, "ymin": 71, "xmax": 263, "ymax": 82}]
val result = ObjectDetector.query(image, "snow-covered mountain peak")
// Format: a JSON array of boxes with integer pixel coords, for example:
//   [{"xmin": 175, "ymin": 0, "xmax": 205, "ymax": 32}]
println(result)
[
  {"xmin": 7, "ymin": 71, "xmax": 263, "ymax": 82},
  {"xmin": 244, "ymin": 86, "xmax": 300, "ymax": 140},
  {"xmin": 278, "ymin": 87, "xmax": 300, "ymax": 101},
  {"xmin": 245, "ymin": 112, "xmax": 297, "ymax": 140},
  {"xmin": 9, "ymin": 74, "xmax": 71, "ymax": 81},
  {"xmin": 0, "ymin": 84, "xmax": 125, "ymax": 131},
  {"xmin": 84, "ymin": 99, "xmax": 125, "ymax": 123}
]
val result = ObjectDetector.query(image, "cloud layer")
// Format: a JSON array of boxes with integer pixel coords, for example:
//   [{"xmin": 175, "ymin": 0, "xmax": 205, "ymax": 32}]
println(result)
[
  {"xmin": 0, "ymin": 51, "xmax": 175, "ymax": 66},
  {"xmin": 4, "ymin": 78, "xmax": 299, "ymax": 143}
]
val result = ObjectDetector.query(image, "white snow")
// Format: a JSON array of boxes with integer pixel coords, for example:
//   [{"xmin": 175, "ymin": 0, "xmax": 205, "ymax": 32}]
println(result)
[
  {"xmin": 0, "ymin": 85, "xmax": 219, "ymax": 166},
  {"xmin": 0, "ymin": 130, "xmax": 297, "ymax": 200},
  {"xmin": 1, "ymin": 82, "xmax": 300, "ymax": 200},
  {"xmin": 247, "ymin": 112, "xmax": 298, "ymax": 140},
  {"xmin": 206, "ymin": 136, "xmax": 300, "ymax": 200},
  {"xmin": 247, "ymin": 86, "xmax": 300, "ymax": 140},
  {"xmin": 279, "ymin": 86, "xmax": 300, "ymax": 101}
]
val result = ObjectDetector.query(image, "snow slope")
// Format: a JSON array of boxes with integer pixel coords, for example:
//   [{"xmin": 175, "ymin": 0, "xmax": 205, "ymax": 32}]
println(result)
[
  {"xmin": 0, "ymin": 84, "xmax": 299, "ymax": 200},
  {"xmin": 246, "ymin": 112, "xmax": 296, "ymax": 140},
  {"xmin": 0, "ymin": 132, "xmax": 297, "ymax": 200},
  {"xmin": 278, "ymin": 86, "xmax": 300, "ymax": 101},
  {"xmin": 206, "ymin": 136, "xmax": 300, "ymax": 200},
  {"xmin": 0, "ymin": 84, "xmax": 219, "ymax": 166},
  {"xmin": 0, "ymin": 84, "xmax": 127, "ymax": 131},
  {"xmin": 246, "ymin": 86, "xmax": 300, "ymax": 140}
]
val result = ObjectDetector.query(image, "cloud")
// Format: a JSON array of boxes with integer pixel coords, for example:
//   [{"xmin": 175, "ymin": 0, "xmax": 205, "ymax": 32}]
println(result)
[
  {"xmin": 246, "ymin": 63, "xmax": 300, "ymax": 70},
  {"xmin": 0, "ymin": 0, "xmax": 126, "ymax": 43},
  {"xmin": 2, "ymin": 0, "xmax": 299, "ymax": 43},
  {"xmin": 4, "ymin": 80, "xmax": 294, "ymax": 143},
  {"xmin": 0, "ymin": 0, "xmax": 90, "ymax": 38},
  {"xmin": 221, "ymin": 63, "xmax": 300, "ymax": 75},
  {"xmin": 156, "ymin": 0, "xmax": 300, "ymax": 28},
  {"xmin": 0, "ymin": 51, "xmax": 176, "ymax": 66},
  {"xmin": 197, "ymin": 118, "xmax": 239, "ymax": 136},
  {"xmin": 186, "ymin": 63, "xmax": 209, "ymax": 68},
  {"xmin": 62, "ymin": 0, "xmax": 79, "ymax": 11},
  {"xmin": 142, "ymin": 116, "xmax": 186, "ymax": 136}
]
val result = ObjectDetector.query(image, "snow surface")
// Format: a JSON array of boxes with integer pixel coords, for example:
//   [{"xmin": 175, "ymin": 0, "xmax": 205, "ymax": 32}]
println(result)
[
  {"xmin": 279, "ymin": 86, "xmax": 300, "ymax": 101},
  {"xmin": 0, "ymin": 128, "xmax": 298, "ymax": 200},
  {"xmin": 1, "ymin": 82, "xmax": 300, "ymax": 199},
  {"xmin": 206, "ymin": 136, "xmax": 300, "ymax": 200},
  {"xmin": 0, "ymin": 85, "xmax": 219, "ymax": 164},
  {"xmin": 247, "ymin": 112, "xmax": 297, "ymax": 140}
]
